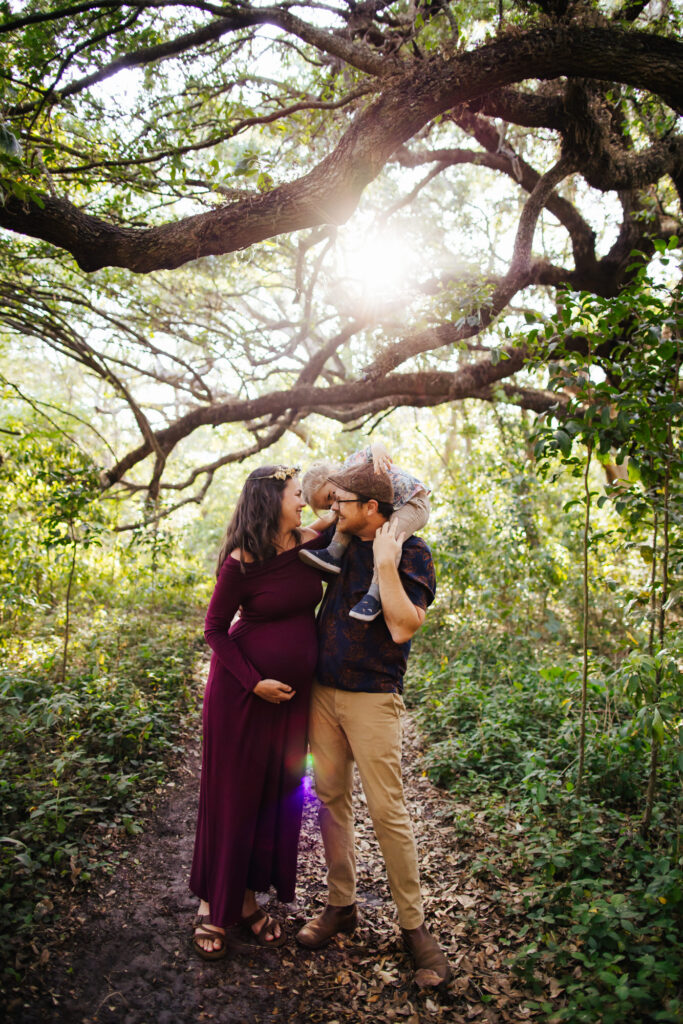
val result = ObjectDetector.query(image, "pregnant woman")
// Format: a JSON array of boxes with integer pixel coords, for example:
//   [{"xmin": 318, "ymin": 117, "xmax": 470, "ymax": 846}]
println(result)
[{"xmin": 189, "ymin": 465, "xmax": 325, "ymax": 959}]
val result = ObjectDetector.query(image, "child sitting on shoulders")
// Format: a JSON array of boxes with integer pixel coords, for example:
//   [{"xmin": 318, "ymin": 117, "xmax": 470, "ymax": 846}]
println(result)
[{"xmin": 300, "ymin": 440, "xmax": 430, "ymax": 622}]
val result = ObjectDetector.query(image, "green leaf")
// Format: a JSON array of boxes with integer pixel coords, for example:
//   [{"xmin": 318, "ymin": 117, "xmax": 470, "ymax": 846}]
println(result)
[{"xmin": 554, "ymin": 429, "xmax": 572, "ymax": 458}]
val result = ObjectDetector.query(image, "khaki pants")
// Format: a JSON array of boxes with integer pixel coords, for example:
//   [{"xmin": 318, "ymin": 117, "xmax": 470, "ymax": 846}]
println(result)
[{"xmin": 309, "ymin": 683, "xmax": 424, "ymax": 929}]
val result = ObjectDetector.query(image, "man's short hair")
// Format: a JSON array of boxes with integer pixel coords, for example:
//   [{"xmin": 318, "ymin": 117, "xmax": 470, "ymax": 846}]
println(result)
[{"xmin": 375, "ymin": 499, "xmax": 394, "ymax": 519}]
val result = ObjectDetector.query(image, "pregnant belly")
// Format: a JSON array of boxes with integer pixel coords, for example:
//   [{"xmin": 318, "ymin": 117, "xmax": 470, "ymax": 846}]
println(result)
[{"xmin": 231, "ymin": 615, "xmax": 318, "ymax": 687}]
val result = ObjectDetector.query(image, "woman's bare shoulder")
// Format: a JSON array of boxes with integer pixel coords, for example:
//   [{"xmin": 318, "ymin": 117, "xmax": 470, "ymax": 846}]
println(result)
[{"xmin": 229, "ymin": 547, "xmax": 254, "ymax": 563}]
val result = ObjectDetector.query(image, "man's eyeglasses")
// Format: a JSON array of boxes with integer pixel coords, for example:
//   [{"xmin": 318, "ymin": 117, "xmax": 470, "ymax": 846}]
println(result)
[{"xmin": 333, "ymin": 497, "xmax": 367, "ymax": 505}]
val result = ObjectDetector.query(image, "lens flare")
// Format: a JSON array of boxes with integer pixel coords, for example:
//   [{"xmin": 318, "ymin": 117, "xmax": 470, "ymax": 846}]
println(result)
[{"xmin": 336, "ymin": 228, "xmax": 417, "ymax": 304}]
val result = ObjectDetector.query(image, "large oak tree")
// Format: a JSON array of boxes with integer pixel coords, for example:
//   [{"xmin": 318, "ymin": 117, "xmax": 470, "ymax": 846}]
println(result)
[{"xmin": 0, "ymin": 0, "xmax": 681, "ymax": 508}]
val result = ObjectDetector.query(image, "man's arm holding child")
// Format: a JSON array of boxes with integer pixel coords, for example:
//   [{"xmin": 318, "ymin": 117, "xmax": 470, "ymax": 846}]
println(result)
[{"xmin": 373, "ymin": 519, "xmax": 426, "ymax": 644}]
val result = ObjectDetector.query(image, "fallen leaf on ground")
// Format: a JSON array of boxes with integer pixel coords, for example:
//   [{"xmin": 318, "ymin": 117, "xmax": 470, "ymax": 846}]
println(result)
[{"xmin": 414, "ymin": 968, "xmax": 447, "ymax": 989}]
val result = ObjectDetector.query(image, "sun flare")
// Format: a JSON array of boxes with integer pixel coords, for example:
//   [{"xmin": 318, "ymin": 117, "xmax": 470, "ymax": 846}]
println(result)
[{"xmin": 337, "ymin": 229, "xmax": 417, "ymax": 302}]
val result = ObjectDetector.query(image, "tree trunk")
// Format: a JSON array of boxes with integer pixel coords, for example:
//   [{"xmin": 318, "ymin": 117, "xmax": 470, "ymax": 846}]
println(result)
[
  {"xmin": 577, "ymin": 443, "xmax": 592, "ymax": 797},
  {"xmin": 641, "ymin": 731, "xmax": 660, "ymax": 836},
  {"xmin": 60, "ymin": 538, "xmax": 78, "ymax": 684}
]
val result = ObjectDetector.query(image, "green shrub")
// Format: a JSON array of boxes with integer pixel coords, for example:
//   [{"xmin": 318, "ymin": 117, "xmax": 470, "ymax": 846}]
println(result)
[
  {"xmin": 407, "ymin": 626, "xmax": 682, "ymax": 1022},
  {"xmin": 0, "ymin": 605, "xmax": 203, "ymax": 983},
  {"xmin": 409, "ymin": 627, "xmax": 679, "ymax": 812}
]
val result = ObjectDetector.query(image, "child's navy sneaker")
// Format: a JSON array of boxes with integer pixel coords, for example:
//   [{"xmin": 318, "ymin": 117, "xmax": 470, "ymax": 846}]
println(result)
[
  {"xmin": 299, "ymin": 547, "xmax": 342, "ymax": 574},
  {"xmin": 349, "ymin": 594, "xmax": 382, "ymax": 621}
]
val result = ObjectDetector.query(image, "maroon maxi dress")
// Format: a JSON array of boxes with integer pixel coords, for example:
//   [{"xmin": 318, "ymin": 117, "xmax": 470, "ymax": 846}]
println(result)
[{"xmin": 189, "ymin": 540, "xmax": 324, "ymax": 928}]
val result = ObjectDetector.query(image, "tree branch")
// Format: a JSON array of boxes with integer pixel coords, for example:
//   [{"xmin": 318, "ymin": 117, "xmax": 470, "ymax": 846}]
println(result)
[
  {"xmin": 1, "ymin": 25, "xmax": 681, "ymax": 272},
  {"xmin": 9, "ymin": 15, "xmax": 261, "ymax": 117}
]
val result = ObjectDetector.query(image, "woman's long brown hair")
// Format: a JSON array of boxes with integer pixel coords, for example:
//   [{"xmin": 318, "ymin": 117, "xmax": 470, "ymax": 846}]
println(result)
[{"xmin": 216, "ymin": 466, "xmax": 300, "ymax": 575}]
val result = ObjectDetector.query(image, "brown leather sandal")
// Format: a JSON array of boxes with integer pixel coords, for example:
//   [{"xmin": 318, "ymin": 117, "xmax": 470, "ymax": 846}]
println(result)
[
  {"xmin": 192, "ymin": 914, "xmax": 227, "ymax": 961},
  {"xmin": 241, "ymin": 907, "xmax": 287, "ymax": 947}
]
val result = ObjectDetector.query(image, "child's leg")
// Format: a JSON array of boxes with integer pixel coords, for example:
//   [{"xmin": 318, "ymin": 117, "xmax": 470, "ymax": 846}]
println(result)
[
  {"xmin": 350, "ymin": 492, "xmax": 430, "ymax": 621},
  {"xmin": 391, "ymin": 490, "xmax": 430, "ymax": 537},
  {"xmin": 371, "ymin": 492, "xmax": 431, "ymax": 586},
  {"xmin": 299, "ymin": 526, "xmax": 350, "ymax": 574},
  {"xmin": 327, "ymin": 528, "xmax": 352, "ymax": 560}
]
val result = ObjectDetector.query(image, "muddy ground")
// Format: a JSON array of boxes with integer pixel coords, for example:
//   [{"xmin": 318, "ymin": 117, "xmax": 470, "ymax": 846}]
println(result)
[{"xmin": 5, "ymin": 718, "xmax": 537, "ymax": 1024}]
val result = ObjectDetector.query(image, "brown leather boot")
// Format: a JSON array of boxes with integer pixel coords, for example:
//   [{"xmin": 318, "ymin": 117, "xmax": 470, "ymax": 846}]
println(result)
[
  {"xmin": 401, "ymin": 923, "xmax": 451, "ymax": 988},
  {"xmin": 295, "ymin": 904, "xmax": 358, "ymax": 949}
]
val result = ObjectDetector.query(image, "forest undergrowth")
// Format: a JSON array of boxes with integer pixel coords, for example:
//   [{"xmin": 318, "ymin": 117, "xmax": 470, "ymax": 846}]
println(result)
[
  {"xmin": 2, "ymin": 604, "xmax": 680, "ymax": 1023},
  {"xmin": 409, "ymin": 623, "xmax": 682, "ymax": 1024},
  {"xmin": 0, "ymin": 554, "xmax": 206, "ymax": 999}
]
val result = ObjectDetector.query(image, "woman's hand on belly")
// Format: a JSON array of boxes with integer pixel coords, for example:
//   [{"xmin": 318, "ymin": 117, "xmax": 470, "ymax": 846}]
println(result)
[{"xmin": 254, "ymin": 679, "xmax": 296, "ymax": 704}]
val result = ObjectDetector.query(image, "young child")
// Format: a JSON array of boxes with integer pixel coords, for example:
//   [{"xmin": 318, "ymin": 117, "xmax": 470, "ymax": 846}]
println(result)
[{"xmin": 300, "ymin": 440, "xmax": 430, "ymax": 622}]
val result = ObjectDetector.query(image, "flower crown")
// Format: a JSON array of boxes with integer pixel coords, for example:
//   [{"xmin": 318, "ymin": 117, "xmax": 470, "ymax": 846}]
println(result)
[{"xmin": 254, "ymin": 465, "xmax": 300, "ymax": 481}]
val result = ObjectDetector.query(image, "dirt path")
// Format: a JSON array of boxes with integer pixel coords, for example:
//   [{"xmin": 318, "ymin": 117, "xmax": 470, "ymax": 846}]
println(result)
[{"xmin": 8, "ymin": 718, "xmax": 535, "ymax": 1024}]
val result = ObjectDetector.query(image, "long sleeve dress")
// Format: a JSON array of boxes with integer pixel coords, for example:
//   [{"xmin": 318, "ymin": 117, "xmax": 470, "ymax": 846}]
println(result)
[{"xmin": 189, "ymin": 541, "xmax": 324, "ymax": 928}]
